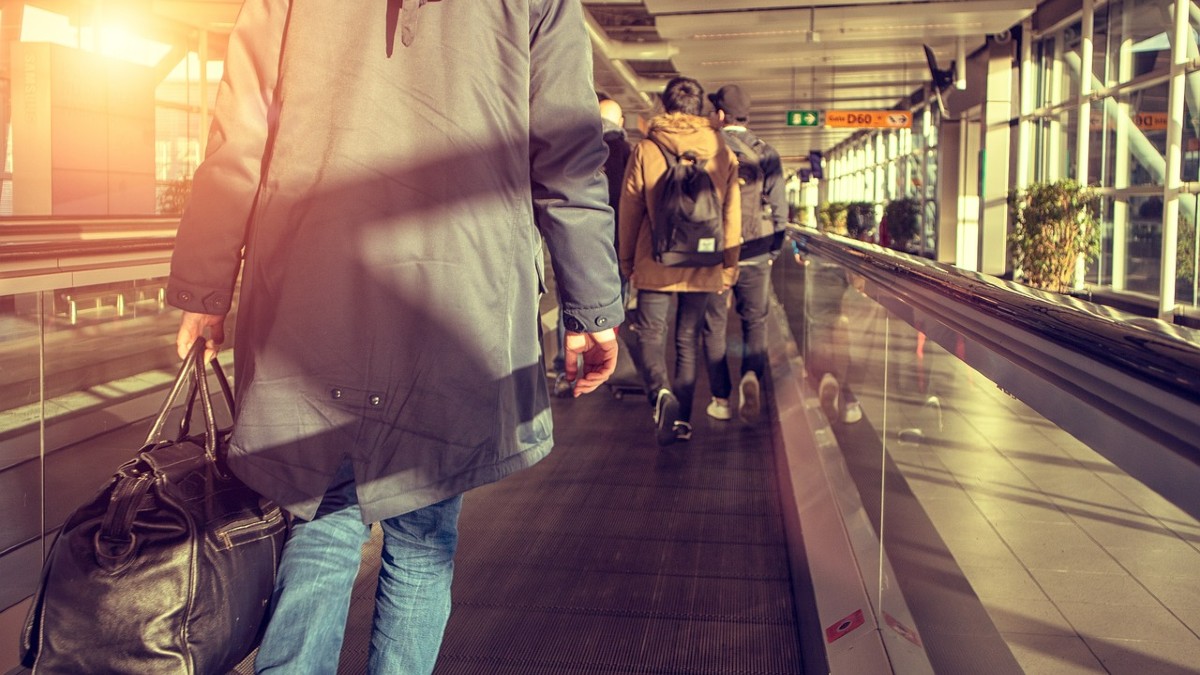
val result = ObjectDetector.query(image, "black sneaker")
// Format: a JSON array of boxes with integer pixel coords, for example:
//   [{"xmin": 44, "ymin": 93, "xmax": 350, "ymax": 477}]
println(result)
[
  {"xmin": 553, "ymin": 372, "xmax": 573, "ymax": 398},
  {"xmin": 653, "ymin": 388, "xmax": 681, "ymax": 446},
  {"xmin": 672, "ymin": 421, "xmax": 693, "ymax": 442}
]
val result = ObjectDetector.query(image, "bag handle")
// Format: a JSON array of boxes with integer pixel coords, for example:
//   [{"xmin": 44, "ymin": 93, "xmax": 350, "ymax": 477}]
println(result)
[
  {"xmin": 97, "ymin": 341, "xmax": 234, "ymax": 559},
  {"xmin": 143, "ymin": 338, "xmax": 232, "ymax": 463},
  {"xmin": 176, "ymin": 359, "xmax": 235, "ymax": 450}
]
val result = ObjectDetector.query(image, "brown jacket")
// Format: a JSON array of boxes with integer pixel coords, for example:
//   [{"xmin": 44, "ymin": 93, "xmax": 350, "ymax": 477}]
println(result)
[{"xmin": 618, "ymin": 112, "xmax": 741, "ymax": 292}]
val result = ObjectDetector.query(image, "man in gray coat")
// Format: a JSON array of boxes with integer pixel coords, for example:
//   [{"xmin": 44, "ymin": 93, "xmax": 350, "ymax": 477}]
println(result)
[{"xmin": 167, "ymin": 1, "xmax": 622, "ymax": 673}]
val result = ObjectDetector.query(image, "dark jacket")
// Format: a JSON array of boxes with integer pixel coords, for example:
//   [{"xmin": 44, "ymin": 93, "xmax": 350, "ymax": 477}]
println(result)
[
  {"xmin": 723, "ymin": 126, "xmax": 788, "ymax": 263},
  {"xmin": 602, "ymin": 118, "xmax": 631, "ymax": 222},
  {"xmin": 617, "ymin": 112, "xmax": 741, "ymax": 293},
  {"xmin": 165, "ymin": 0, "xmax": 623, "ymax": 523}
]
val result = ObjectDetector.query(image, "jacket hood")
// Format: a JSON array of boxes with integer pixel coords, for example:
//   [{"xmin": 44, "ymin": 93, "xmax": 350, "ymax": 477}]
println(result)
[{"xmin": 648, "ymin": 112, "xmax": 720, "ymax": 161}]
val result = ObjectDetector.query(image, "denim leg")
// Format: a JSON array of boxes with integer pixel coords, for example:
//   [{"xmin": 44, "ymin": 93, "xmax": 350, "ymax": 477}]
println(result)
[
  {"xmin": 631, "ymin": 290, "xmax": 672, "ymax": 405},
  {"xmin": 702, "ymin": 290, "xmax": 733, "ymax": 399},
  {"xmin": 256, "ymin": 461, "xmax": 370, "ymax": 675},
  {"xmin": 734, "ymin": 262, "xmax": 772, "ymax": 379},
  {"xmin": 672, "ymin": 292, "xmax": 711, "ymax": 423},
  {"xmin": 369, "ymin": 495, "xmax": 463, "ymax": 675}
]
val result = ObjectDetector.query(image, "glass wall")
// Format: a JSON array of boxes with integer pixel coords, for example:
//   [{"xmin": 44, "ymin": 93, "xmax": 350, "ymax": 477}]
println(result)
[
  {"xmin": 1024, "ymin": 0, "xmax": 1198, "ymax": 308},
  {"xmin": 155, "ymin": 52, "xmax": 221, "ymax": 213},
  {"xmin": 0, "ymin": 4, "xmax": 221, "ymax": 217},
  {"xmin": 813, "ymin": 0, "xmax": 1200, "ymax": 318},
  {"xmin": 825, "ymin": 101, "xmax": 938, "ymax": 254}
]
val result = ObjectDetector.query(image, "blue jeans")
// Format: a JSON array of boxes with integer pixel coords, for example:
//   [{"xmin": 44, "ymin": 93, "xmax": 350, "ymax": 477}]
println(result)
[{"xmin": 255, "ymin": 461, "xmax": 463, "ymax": 675}]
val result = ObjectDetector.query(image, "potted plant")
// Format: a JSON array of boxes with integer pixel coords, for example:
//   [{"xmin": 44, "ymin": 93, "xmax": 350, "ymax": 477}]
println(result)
[
  {"xmin": 1178, "ymin": 218, "xmax": 1197, "ymax": 302},
  {"xmin": 1007, "ymin": 179, "xmax": 1101, "ymax": 293},
  {"xmin": 817, "ymin": 201, "xmax": 848, "ymax": 234},
  {"xmin": 845, "ymin": 201, "xmax": 876, "ymax": 240},
  {"xmin": 882, "ymin": 197, "xmax": 920, "ymax": 251}
]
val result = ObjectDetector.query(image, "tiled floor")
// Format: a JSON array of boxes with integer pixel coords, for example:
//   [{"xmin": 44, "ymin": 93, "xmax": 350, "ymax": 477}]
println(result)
[{"xmin": 837, "ymin": 285, "xmax": 1200, "ymax": 674}]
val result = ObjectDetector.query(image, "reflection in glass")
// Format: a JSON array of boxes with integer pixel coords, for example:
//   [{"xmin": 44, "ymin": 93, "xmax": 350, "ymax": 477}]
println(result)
[
  {"xmin": 1036, "ymin": 29, "xmax": 1081, "ymax": 110},
  {"xmin": 1096, "ymin": 0, "xmax": 1169, "ymax": 87},
  {"xmin": 780, "ymin": 246, "xmax": 1200, "ymax": 672}
]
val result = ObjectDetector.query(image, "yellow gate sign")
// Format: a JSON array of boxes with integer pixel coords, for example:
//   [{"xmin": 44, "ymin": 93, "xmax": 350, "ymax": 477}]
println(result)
[{"xmin": 825, "ymin": 110, "xmax": 912, "ymax": 129}]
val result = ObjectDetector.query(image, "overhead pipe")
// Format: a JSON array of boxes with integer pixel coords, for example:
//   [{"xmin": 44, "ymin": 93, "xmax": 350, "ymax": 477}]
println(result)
[
  {"xmin": 955, "ymin": 36, "xmax": 967, "ymax": 90},
  {"xmin": 583, "ymin": 8, "xmax": 674, "ymax": 108},
  {"xmin": 581, "ymin": 7, "xmax": 677, "ymax": 61}
]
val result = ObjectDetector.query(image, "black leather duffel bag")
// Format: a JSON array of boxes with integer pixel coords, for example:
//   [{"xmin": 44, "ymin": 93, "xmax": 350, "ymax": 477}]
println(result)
[{"xmin": 20, "ymin": 338, "xmax": 288, "ymax": 674}]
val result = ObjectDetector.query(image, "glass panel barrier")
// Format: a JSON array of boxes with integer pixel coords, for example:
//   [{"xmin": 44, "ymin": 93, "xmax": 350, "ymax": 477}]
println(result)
[
  {"xmin": 779, "ymin": 232, "xmax": 1200, "ymax": 673},
  {"xmin": 0, "ymin": 290, "xmax": 45, "ymax": 613},
  {"xmin": 0, "ymin": 274, "xmax": 237, "ymax": 614}
]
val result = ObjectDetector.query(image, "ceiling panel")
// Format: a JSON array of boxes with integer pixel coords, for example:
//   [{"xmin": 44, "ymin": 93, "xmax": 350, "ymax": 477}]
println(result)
[
  {"xmin": 136, "ymin": 0, "xmax": 1040, "ymax": 163},
  {"xmin": 653, "ymin": 1, "xmax": 1031, "ymax": 39},
  {"xmin": 588, "ymin": 0, "xmax": 1037, "ymax": 161},
  {"xmin": 645, "ymin": 0, "xmax": 928, "ymax": 11}
]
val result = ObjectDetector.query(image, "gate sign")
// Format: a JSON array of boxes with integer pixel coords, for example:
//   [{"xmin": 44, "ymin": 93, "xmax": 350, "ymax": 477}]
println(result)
[
  {"xmin": 825, "ymin": 110, "xmax": 912, "ymax": 129},
  {"xmin": 1089, "ymin": 110, "xmax": 1170, "ymax": 131},
  {"xmin": 1134, "ymin": 112, "xmax": 1167, "ymax": 131}
]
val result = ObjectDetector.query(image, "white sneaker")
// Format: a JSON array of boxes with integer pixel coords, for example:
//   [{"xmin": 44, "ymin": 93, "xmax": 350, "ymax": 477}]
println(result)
[
  {"xmin": 843, "ymin": 401, "xmax": 863, "ymax": 424},
  {"xmin": 818, "ymin": 373, "xmax": 840, "ymax": 420},
  {"xmin": 706, "ymin": 397, "xmax": 733, "ymax": 420},
  {"xmin": 738, "ymin": 371, "xmax": 761, "ymax": 423}
]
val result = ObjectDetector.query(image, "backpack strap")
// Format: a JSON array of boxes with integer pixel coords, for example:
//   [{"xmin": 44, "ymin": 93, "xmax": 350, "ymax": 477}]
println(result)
[
  {"xmin": 724, "ymin": 130, "xmax": 760, "ymax": 165},
  {"xmin": 650, "ymin": 138, "xmax": 704, "ymax": 169},
  {"xmin": 651, "ymin": 138, "xmax": 677, "ymax": 170},
  {"xmin": 723, "ymin": 130, "xmax": 747, "ymax": 156}
]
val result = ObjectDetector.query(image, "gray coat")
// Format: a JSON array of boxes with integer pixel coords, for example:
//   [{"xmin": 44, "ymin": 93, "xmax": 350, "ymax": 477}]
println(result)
[{"xmin": 166, "ymin": 0, "xmax": 623, "ymax": 523}]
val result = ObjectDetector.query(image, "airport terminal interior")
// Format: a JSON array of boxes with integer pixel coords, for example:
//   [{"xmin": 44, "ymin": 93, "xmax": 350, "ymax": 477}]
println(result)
[{"xmin": 3, "ymin": 0, "xmax": 1200, "ymax": 673}]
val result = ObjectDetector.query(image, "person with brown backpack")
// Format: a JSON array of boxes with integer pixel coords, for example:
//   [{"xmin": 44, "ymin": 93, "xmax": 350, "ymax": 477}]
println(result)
[
  {"xmin": 701, "ymin": 84, "xmax": 789, "ymax": 424},
  {"xmin": 618, "ymin": 77, "xmax": 741, "ymax": 445}
]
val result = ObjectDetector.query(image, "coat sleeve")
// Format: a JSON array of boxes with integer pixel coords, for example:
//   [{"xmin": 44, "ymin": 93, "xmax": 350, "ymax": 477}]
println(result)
[
  {"xmin": 529, "ymin": 0, "xmax": 623, "ymax": 334},
  {"xmin": 166, "ymin": 0, "xmax": 290, "ymax": 315}
]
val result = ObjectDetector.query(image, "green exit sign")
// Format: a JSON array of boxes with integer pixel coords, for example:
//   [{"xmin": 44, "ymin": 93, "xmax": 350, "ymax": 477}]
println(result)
[{"xmin": 787, "ymin": 110, "xmax": 820, "ymax": 127}]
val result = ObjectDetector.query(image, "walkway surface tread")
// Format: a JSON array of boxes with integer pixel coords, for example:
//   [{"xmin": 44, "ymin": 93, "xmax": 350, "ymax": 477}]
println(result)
[{"xmin": 233, "ymin": 382, "xmax": 805, "ymax": 674}]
